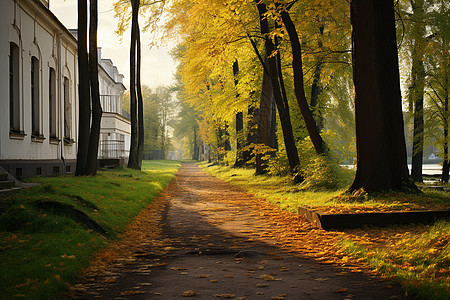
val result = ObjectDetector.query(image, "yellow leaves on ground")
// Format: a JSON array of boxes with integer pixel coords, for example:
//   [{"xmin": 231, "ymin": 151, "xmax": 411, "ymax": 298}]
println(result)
[{"xmin": 182, "ymin": 290, "xmax": 197, "ymax": 297}]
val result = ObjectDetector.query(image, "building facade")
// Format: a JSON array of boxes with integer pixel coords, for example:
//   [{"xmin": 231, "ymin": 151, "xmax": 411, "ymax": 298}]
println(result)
[
  {"xmin": 97, "ymin": 48, "xmax": 130, "ymax": 162},
  {"xmin": 0, "ymin": 0, "xmax": 130, "ymax": 177},
  {"xmin": 0, "ymin": 0, "xmax": 78, "ymax": 177}
]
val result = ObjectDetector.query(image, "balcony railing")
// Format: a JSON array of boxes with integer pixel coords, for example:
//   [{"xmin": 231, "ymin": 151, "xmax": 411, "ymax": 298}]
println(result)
[
  {"xmin": 99, "ymin": 139, "xmax": 127, "ymax": 159},
  {"xmin": 100, "ymin": 95, "xmax": 129, "ymax": 119}
]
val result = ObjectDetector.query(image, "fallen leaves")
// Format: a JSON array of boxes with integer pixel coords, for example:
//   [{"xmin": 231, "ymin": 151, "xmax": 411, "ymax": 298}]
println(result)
[
  {"xmin": 182, "ymin": 290, "xmax": 197, "ymax": 297},
  {"xmin": 215, "ymin": 294, "xmax": 235, "ymax": 298}
]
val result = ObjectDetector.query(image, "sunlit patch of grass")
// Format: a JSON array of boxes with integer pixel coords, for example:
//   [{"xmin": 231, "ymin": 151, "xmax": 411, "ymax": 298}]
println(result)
[
  {"xmin": 0, "ymin": 160, "xmax": 181, "ymax": 300},
  {"xmin": 200, "ymin": 163, "xmax": 450, "ymax": 214},
  {"xmin": 199, "ymin": 162, "xmax": 345, "ymax": 213},
  {"xmin": 339, "ymin": 221, "xmax": 450, "ymax": 300}
]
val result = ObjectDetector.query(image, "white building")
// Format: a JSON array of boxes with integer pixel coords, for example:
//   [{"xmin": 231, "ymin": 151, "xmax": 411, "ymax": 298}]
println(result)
[
  {"xmin": 0, "ymin": 0, "xmax": 78, "ymax": 177},
  {"xmin": 0, "ymin": 0, "xmax": 130, "ymax": 177},
  {"xmin": 97, "ymin": 48, "xmax": 130, "ymax": 162}
]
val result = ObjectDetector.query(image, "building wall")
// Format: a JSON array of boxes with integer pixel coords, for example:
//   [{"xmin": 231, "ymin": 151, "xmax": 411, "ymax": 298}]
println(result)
[
  {"xmin": 0, "ymin": 0, "xmax": 78, "ymax": 177},
  {"xmin": 97, "ymin": 49, "xmax": 130, "ymax": 160}
]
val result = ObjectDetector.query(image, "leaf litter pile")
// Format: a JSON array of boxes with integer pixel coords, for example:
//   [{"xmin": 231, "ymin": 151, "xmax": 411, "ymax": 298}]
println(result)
[{"xmin": 69, "ymin": 163, "xmax": 447, "ymax": 299}]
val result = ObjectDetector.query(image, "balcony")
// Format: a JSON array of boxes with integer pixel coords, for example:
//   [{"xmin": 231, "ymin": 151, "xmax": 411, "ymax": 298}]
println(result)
[
  {"xmin": 99, "ymin": 139, "xmax": 127, "ymax": 159},
  {"xmin": 100, "ymin": 95, "xmax": 129, "ymax": 119}
]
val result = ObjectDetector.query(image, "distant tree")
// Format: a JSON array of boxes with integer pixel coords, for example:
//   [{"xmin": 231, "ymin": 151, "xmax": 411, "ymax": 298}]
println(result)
[
  {"xmin": 75, "ymin": 0, "xmax": 90, "ymax": 176},
  {"xmin": 348, "ymin": 0, "xmax": 417, "ymax": 192}
]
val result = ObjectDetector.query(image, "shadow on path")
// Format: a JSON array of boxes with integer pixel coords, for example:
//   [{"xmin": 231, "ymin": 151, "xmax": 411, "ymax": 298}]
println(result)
[{"xmin": 72, "ymin": 163, "xmax": 414, "ymax": 299}]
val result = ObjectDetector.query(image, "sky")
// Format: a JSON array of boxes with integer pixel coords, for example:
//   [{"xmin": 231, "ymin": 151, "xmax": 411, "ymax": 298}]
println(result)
[{"xmin": 50, "ymin": 0, "xmax": 177, "ymax": 89}]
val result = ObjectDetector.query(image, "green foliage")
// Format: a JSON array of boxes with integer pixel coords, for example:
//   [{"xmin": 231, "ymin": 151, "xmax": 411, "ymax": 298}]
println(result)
[
  {"xmin": 300, "ymin": 154, "xmax": 352, "ymax": 190},
  {"xmin": 0, "ymin": 161, "xmax": 181, "ymax": 300},
  {"xmin": 297, "ymin": 137, "xmax": 353, "ymax": 190}
]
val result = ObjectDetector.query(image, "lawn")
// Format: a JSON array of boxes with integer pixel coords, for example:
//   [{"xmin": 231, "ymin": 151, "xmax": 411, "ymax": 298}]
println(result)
[
  {"xmin": 200, "ymin": 162, "xmax": 450, "ymax": 299},
  {"xmin": 0, "ymin": 160, "xmax": 181, "ymax": 300}
]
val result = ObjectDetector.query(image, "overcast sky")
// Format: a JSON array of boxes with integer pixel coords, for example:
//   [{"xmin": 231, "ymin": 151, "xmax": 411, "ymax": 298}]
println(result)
[{"xmin": 50, "ymin": 0, "xmax": 177, "ymax": 89}]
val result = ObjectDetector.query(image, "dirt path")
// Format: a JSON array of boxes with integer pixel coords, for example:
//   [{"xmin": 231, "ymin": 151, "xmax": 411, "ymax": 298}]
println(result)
[{"xmin": 72, "ymin": 163, "xmax": 414, "ymax": 299}]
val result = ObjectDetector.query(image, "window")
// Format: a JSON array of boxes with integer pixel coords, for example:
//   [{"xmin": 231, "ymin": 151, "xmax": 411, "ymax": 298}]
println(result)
[
  {"xmin": 49, "ymin": 67, "xmax": 57, "ymax": 138},
  {"xmin": 9, "ymin": 43, "xmax": 20, "ymax": 132},
  {"xmin": 31, "ymin": 57, "xmax": 40, "ymax": 136},
  {"xmin": 63, "ymin": 77, "xmax": 71, "ymax": 140}
]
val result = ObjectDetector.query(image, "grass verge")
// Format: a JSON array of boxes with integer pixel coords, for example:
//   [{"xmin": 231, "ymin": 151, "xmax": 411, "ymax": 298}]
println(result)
[
  {"xmin": 0, "ymin": 160, "xmax": 181, "ymax": 299},
  {"xmin": 200, "ymin": 162, "xmax": 450, "ymax": 299},
  {"xmin": 199, "ymin": 162, "xmax": 450, "ymax": 213}
]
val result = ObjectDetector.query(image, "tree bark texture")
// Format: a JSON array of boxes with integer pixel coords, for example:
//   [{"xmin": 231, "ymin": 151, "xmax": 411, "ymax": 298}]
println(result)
[
  {"xmin": 127, "ymin": 0, "xmax": 139, "ymax": 169},
  {"xmin": 85, "ymin": 0, "xmax": 102, "ymax": 175},
  {"xmin": 75, "ymin": 0, "xmax": 90, "ymax": 176},
  {"xmin": 280, "ymin": 8, "xmax": 327, "ymax": 155},
  {"xmin": 349, "ymin": 0, "xmax": 417, "ymax": 192}
]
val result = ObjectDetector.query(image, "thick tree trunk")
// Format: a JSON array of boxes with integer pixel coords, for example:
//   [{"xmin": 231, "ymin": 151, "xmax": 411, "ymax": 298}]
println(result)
[
  {"xmin": 348, "ymin": 0, "xmax": 417, "ymax": 193},
  {"xmin": 85, "ymin": 0, "xmax": 102, "ymax": 175},
  {"xmin": 75, "ymin": 0, "xmax": 90, "ymax": 176},
  {"xmin": 127, "ymin": 0, "xmax": 139, "ymax": 169},
  {"xmin": 279, "ymin": 9, "xmax": 327, "ymax": 155},
  {"xmin": 136, "ymin": 23, "xmax": 144, "ymax": 169},
  {"xmin": 256, "ymin": 2, "xmax": 301, "ymax": 179}
]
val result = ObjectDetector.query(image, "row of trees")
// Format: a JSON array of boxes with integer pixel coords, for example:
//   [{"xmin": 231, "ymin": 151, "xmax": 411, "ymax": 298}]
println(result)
[
  {"xmin": 160, "ymin": 0, "xmax": 447, "ymax": 192},
  {"xmin": 76, "ymin": 0, "xmax": 447, "ymax": 194}
]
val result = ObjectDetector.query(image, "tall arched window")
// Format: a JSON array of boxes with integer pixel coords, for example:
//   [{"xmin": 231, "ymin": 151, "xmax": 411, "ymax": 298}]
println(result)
[
  {"xmin": 31, "ymin": 56, "xmax": 40, "ymax": 136},
  {"xmin": 9, "ymin": 42, "xmax": 20, "ymax": 133},
  {"xmin": 64, "ymin": 77, "xmax": 71, "ymax": 140},
  {"xmin": 49, "ymin": 67, "xmax": 57, "ymax": 139}
]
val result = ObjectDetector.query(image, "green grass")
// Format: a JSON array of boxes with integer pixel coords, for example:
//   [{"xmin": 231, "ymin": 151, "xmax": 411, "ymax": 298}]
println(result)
[
  {"xmin": 339, "ymin": 221, "xmax": 450, "ymax": 300},
  {"xmin": 0, "ymin": 160, "xmax": 181, "ymax": 300},
  {"xmin": 199, "ymin": 163, "xmax": 450, "ymax": 214}
]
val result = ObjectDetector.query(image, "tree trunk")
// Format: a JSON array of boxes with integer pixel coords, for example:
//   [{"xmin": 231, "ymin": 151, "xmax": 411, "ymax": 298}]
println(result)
[
  {"xmin": 348, "ymin": 0, "xmax": 417, "ymax": 193},
  {"xmin": 136, "ymin": 23, "xmax": 144, "ymax": 168},
  {"xmin": 127, "ymin": 0, "xmax": 139, "ymax": 169},
  {"xmin": 233, "ymin": 60, "xmax": 245, "ymax": 168},
  {"xmin": 256, "ymin": 58, "xmax": 275, "ymax": 175},
  {"xmin": 85, "ymin": 0, "xmax": 102, "ymax": 175},
  {"xmin": 442, "ymin": 91, "xmax": 449, "ymax": 183},
  {"xmin": 279, "ymin": 8, "xmax": 327, "ymax": 155},
  {"xmin": 242, "ymin": 105, "xmax": 258, "ymax": 164},
  {"xmin": 411, "ymin": 58, "xmax": 425, "ymax": 182},
  {"xmin": 410, "ymin": 0, "xmax": 426, "ymax": 183},
  {"xmin": 193, "ymin": 126, "xmax": 199, "ymax": 161},
  {"xmin": 256, "ymin": 2, "xmax": 301, "ymax": 179},
  {"xmin": 310, "ymin": 25, "xmax": 324, "ymax": 132},
  {"xmin": 75, "ymin": 0, "xmax": 90, "ymax": 176}
]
